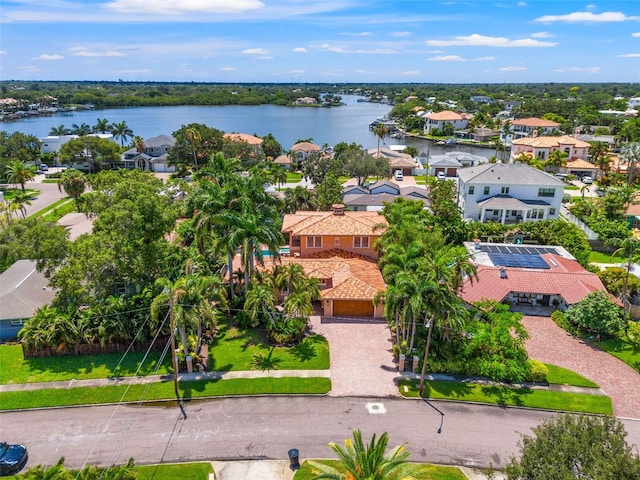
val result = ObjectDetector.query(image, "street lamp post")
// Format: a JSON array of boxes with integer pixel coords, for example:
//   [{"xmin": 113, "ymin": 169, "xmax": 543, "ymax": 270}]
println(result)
[{"xmin": 418, "ymin": 319, "xmax": 435, "ymax": 397}]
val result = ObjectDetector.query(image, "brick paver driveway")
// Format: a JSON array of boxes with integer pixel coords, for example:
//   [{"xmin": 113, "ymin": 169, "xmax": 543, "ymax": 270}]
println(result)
[
  {"xmin": 309, "ymin": 315, "xmax": 399, "ymax": 397},
  {"xmin": 522, "ymin": 316, "xmax": 640, "ymax": 419}
]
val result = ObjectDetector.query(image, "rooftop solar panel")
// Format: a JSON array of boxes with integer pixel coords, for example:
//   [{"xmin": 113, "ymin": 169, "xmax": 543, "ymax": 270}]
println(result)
[{"xmin": 487, "ymin": 252, "xmax": 550, "ymax": 269}]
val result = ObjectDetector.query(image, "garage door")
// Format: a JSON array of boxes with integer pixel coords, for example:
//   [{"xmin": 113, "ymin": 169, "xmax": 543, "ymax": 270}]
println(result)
[{"xmin": 333, "ymin": 300, "xmax": 374, "ymax": 317}]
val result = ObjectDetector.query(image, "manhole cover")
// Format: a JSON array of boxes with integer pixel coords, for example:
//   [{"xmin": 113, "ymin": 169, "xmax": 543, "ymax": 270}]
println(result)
[{"xmin": 365, "ymin": 402, "xmax": 386, "ymax": 414}]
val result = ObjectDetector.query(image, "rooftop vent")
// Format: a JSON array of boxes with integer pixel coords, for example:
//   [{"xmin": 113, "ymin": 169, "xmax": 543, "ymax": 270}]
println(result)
[
  {"xmin": 332, "ymin": 204, "xmax": 345, "ymax": 215},
  {"xmin": 499, "ymin": 269, "xmax": 508, "ymax": 279}
]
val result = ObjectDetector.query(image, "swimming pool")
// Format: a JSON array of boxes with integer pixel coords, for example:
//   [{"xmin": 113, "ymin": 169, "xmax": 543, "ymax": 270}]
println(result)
[{"xmin": 259, "ymin": 246, "xmax": 290, "ymax": 257}]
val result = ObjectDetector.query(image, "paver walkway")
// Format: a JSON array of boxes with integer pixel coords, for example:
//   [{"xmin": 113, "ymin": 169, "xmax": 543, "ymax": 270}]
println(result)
[
  {"xmin": 522, "ymin": 315, "xmax": 640, "ymax": 419},
  {"xmin": 309, "ymin": 315, "xmax": 399, "ymax": 397}
]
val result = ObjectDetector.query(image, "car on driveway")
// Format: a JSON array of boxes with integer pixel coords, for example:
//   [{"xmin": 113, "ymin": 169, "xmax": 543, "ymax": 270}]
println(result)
[
  {"xmin": 394, "ymin": 170, "xmax": 404, "ymax": 181},
  {"xmin": 0, "ymin": 442, "xmax": 28, "ymax": 476},
  {"xmin": 39, "ymin": 164, "xmax": 49, "ymax": 171},
  {"xmin": 436, "ymin": 172, "xmax": 447, "ymax": 181},
  {"xmin": 582, "ymin": 176, "xmax": 593, "ymax": 185}
]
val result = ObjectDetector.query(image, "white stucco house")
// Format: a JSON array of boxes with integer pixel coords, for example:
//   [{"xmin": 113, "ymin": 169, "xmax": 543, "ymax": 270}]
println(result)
[
  {"xmin": 457, "ymin": 163, "xmax": 565, "ymax": 224},
  {"xmin": 510, "ymin": 135, "xmax": 591, "ymax": 162},
  {"xmin": 423, "ymin": 110, "xmax": 469, "ymax": 134},
  {"xmin": 122, "ymin": 134, "xmax": 176, "ymax": 172}
]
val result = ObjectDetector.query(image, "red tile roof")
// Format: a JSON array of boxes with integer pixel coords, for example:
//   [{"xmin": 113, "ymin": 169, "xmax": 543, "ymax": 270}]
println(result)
[{"xmin": 282, "ymin": 210, "xmax": 386, "ymax": 236}]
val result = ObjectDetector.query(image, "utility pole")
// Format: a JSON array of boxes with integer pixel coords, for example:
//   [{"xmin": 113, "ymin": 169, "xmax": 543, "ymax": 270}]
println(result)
[{"xmin": 168, "ymin": 288, "xmax": 186, "ymax": 419}]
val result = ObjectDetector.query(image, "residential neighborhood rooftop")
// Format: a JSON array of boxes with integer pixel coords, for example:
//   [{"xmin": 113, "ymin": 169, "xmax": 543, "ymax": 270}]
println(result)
[{"xmin": 456, "ymin": 162, "xmax": 564, "ymax": 186}]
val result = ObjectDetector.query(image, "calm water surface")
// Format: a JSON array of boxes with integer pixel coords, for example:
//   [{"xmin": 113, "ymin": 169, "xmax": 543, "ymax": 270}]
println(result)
[{"xmin": 1, "ymin": 94, "xmax": 494, "ymax": 158}]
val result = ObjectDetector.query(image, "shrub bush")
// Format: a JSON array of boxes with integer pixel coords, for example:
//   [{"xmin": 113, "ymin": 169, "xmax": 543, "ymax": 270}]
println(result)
[{"xmin": 526, "ymin": 359, "xmax": 548, "ymax": 383}]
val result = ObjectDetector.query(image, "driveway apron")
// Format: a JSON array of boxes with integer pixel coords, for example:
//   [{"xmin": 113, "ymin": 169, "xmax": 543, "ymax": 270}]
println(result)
[
  {"xmin": 309, "ymin": 315, "xmax": 399, "ymax": 397},
  {"xmin": 522, "ymin": 316, "xmax": 640, "ymax": 419}
]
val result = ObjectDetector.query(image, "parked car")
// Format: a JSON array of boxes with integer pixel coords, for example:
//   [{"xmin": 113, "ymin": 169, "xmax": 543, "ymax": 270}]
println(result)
[
  {"xmin": 35, "ymin": 169, "xmax": 43, "ymax": 175},
  {"xmin": 0, "ymin": 442, "xmax": 28, "ymax": 476},
  {"xmin": 394, "ymin": 170, "xmax": 404, "ymax": 181},
  {"xmin": 39, "ymin": 164, "xmax": 49, "ymax": 171},
  {"xmin": 582, "ymin": 176, "xmax": 593, "ymax": 185},
  {"xmin": 436, "ymin": 172, "xmax": 447, "ymax": 181}
]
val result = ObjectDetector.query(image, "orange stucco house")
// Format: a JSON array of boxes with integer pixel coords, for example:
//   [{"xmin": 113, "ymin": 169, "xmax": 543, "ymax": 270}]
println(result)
[{"xmin": 281, "ymin": 204, "xmax": 387, "ymax": 317}]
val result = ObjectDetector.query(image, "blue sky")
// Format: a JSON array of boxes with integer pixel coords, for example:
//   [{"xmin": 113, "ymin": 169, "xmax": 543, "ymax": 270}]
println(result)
[{"xmin": 1, "ymin": 1, "xmax": 639, "ymax": 83}]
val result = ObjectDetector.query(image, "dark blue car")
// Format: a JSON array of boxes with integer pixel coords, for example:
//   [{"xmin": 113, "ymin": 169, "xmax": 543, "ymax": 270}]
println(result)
[{"xmin": 0, "ymin": 442, "xmax": 28, "ymax": 476}]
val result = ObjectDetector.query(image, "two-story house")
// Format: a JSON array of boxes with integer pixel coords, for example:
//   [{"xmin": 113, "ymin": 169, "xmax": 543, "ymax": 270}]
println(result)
[
  {"xmin": 457, "ymin": 163, "xmax": 564, "ymax": 224},
  {"xmin": 511, "ymin": 135, "xmax": 591, "ymax": 162},
  {"xmin": 291, "ymin": 141, "xmax": 321, "ymax": 163},
  {"xmin": 280, "ymin": 204, "xmax": 388, "ymax": 317},
  {"xmin": 223, "ymin": 133, "xmax": 264, "ymax": 157},
  {"xmin": 122, "ymin": 134, "xmax": 175, "ymax": 172},
  {"xmin": 502, "ymin": 118, "xmax": 561, "ymax": 146},
  {"xmin": 423, "ymin": 110, "xmax": 469, "ymax": 134}
]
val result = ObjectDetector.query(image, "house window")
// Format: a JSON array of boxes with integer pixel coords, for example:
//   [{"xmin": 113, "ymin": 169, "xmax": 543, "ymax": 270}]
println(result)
[
  {"xmin": 306, "ymin": 236, "xmax": 322, "ymax": 248},
  {"xmin": 538, "ymin": 188, "xmax": 555, "ymax": 197},
  {"xmin": 527, "ymin": 208, "xmax": 545, "ymax": 219},
  {"xmin": 549, "ymin": 208, "xmax": 556, "ymax": 215},
  {"xmin": 468, "ymin": 186, "xmax": 475, "ymax": 195},
  {"xmin": 354, "ymin": 236, "xmax": 370, "ymax": 248},
  {"xmin": 501, "ymin": 187, "xmax": 510, "ymax": 194},
  {"xmin": 10, "ymin": 319, "xmax": 25, "ymax": 326},
  {"xmin": 483, "ymin": 186, "xmax": 490, "ymax": 195}
]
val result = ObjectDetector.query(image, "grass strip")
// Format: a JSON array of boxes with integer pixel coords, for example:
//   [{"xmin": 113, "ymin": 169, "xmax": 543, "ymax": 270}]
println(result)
[
  {"xmin": 398, "ymin": 379, "xmax": 612, "ymax": 415},
  {"xmin": 135, "ymin": 462, "xmax": 213, "ymax": 480},
  {"xmin": 0, "ymin": 377, "xmax": 331, "ymax": 410},
  {"xmin": 285, "ymin": 172, "xmax": 303, "ymax": 182},
  {"xmin": 545, "ymin": 364, "xmax": 599, "ymax": 388},
  {"xmin": 588, "ymin": 250, "xmax": 625, "ymax": 264},
  {"xmin": 209, "ymin": 327, "xmax": 329, "ymax": 371},
  {"xmin": 29, "ymin": 196, "xmax": 71, "ymax": 217},
  {"xmin": 294, "ymin": 460, "xmax": 467, "ymax": 480},
  {"xmin": 38, "ymin": 200, "xmax": 76, "ymax": 222}
]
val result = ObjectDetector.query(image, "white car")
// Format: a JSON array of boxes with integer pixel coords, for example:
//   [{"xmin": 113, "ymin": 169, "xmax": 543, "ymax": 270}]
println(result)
[
  {"xmin": 582, "ymin": 176, "xmax": 593, "ymax": 185},
  {"xmin": 394, "ymin": 170, "xmax": 404, "ymax": 181},
  {"xmin": 436, "ymin": 172, "xmax": 447, "ymax": 181},
  {"xmin": 39, "ymin": 164, "xmax": 49, "ymax": 171}
]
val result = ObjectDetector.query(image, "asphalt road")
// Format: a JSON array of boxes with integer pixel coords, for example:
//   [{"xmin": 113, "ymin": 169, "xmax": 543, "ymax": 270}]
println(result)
[{"xmin": 2, "ymin": 397, "xmax": 640, "ymax": 471}]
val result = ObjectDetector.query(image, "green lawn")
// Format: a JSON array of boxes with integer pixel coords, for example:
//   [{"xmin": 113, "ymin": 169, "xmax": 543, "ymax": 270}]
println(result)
[
  {"xmin": 285, "ymin": 172, "xmax": 303, "ymax": 182},
  {"xmin": 1, "ymin": 187, "xmax": 39, "ymax": 200},
  {"xmin": 594, "ymin": 337, "xmax": 640, "ymax": 373},
  {"xmin": 0, "ymin": 377, "xmax": 331, "ymax": 410},
  {"xmin": 0, "ymin": 344, "xmax": 173, "ymax": 384},
  {"xmin": 135, "ymin": 462, "xmax": 213, "ymax": 480},
  {"xmin": 294, "ymin": 460, "xmax": 466, "ymax": 480},
  {"xmin": 398, "ymin": 379, "xmax": 612, "ymax": 415},
  {"xmin": 588, "ymin": 250, "xmax": 625, "ymax": 264},
  {"xmin": 38, "ymin": 199, "xmax": 76, "ymax": 221},
  {"xmin": 545, "ymin": 364, "xmax": 599, "ymax": 388},
  {"xmin": 208, "ymin": 323, "xmax": 329, "ymax": 371}
]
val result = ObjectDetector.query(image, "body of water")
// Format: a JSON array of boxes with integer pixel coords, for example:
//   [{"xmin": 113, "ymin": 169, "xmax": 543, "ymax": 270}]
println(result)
[{"xmin": 1, "ymin": 94, "xmax": 495, "ymax": 158}]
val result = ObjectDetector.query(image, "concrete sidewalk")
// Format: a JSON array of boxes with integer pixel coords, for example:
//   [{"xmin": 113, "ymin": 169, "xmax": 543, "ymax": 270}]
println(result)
[{"xmin": 0, "ymin": 369, "xmax": 330, "ymax": 393}]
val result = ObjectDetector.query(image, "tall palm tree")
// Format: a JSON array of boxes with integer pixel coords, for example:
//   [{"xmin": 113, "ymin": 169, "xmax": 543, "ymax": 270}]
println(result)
[
  {"xmin": 609, "ymin": 237, "xmax": 640, "ymax": 320},
  {"xmin": 245, "ymin": 282, "xmax": 278, "ymax": 327},
  {"xmin": 544, "ymin": 150, "xmax": 568, "ymax": 174},
  {"xmin": 270, "ymin": 164, "xmax": 288, "ymax": 189},
  {"xmin": 5, "ymin": 159, "xmax": 36, "ymax": 191},
  {"xmin": 93, "ymin": 118, "xmax": 112, "ymax": 134},
  {"xmin": 49, "ymin": 124, "xmax": 70, "ymax": 136},
  {"xmin": 133, "ymin": 135, "xmax": 146, "ymax": 154},
  {"xmin": 111, "ymin": 121, "xmax": 134, "ymax": 147},
  {"xmin": 308, "ymin": 429, "xmax": 421, "ymax": 480},
  {"xmin": 8, "ymin": 189, "xmax": 33, "ymax": 218},
  {"xmin": 185, "ymin": 127, "xmax": 202, "ymax": 171},
  {"xmin": 58, "ymin": 169, "xmax": 87, "ymax": 211},
  {"xmin": 71, "ymin": 122, "xmax": 92, "ymax": 136},
  {"xmin": 284, "ymin": 185, "xmax": 318, "ymax": 213},
  {"xmin": 620, "ymin": 142, "xmax": 640, "ymax": 185},
  {"xmin": 373, "ymin": 123, "xmax": 388, "ymax": 154}
]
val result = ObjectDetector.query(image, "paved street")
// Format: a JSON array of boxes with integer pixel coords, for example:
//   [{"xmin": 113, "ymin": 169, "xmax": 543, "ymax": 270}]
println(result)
[{"xmin": 3, "ymin": 397, "xmax": 638, "ymax": 471}]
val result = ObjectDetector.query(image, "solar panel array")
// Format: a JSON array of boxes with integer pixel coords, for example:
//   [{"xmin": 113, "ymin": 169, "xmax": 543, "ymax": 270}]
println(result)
[{"xmin": 479, "ymin": 244, "xmax": 557, "ymax": 270}]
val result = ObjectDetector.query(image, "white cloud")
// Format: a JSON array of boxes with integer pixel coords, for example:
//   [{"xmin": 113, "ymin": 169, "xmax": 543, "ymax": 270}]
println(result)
[
  {"xmin": 426, "ymin": 33, "xmax": 556, "ymax": 47},
  {"xmin": 242, "ymin": 48, "xmax": 269, "ymax": 55},
  {"xmin": 531, "ymin": 31, "xmax": 553, "ymax": 38},
  {"xmin": 391, "ymin": 32, "xmax": 411, "ymax": 37},
  {"xmin": 69, "ymin": 47, "xmax": 126, "ymax": 57},
  {"xmin": 633, "ymin": 33, "xmax": 640, "ymax": 37},
  {"xmin": 105, "ymin": 0, "xmax": 265, "ymax": 15},
  {"xmin": 219, "ymin": 66, "xmax": 236, "ymax": 71},
  {"xmin": 499, "ymin": 65, "xmax": 527, "ymax": 72},
  {"xmin": 33, "ymin": 54, "xmax": 64, "ymax": 60},
  {"xmin": 113, "ymin": 68, "xmax": 151, "ymax": 74},
  {"xmin": 428, "ymin": 55, "xmax": 494, "ymax": 62},
  {"xmin": 17, "ymin": 65, "xmax": 40, "ymax": 72},
  {"xmin": 0, "ymin": 50, "xmax": 6, "ymax": 55},
  {"xmin": 618, "ymin": 53, "xmax": 640, "ymax": 58},
  {"xmin": 517, "ymin": 1, "xmax": 527, "ymax": 6},
  {"xmin": 534, "ymin": 11, "xmax": 639, "ymax": 23},
  {"xmin": 287, "ymin": 69, "xmax": 305, "ymax": 74},
  {"xmin": 554, "ymin": 66, "xmax": 601, "ymax": 73},
  {"xmin": 341, "ymin": 32, "xmax": 373, "ymax": 37},
  {"xmin": 401, "ymin": 70, "xmax": 420, "ymax": 75},
  {"xmin": 315, "ymin": 43, "xmax": 396, "ymax": 55},
  {"xmin": 293, "ymin": 47, "xmax": 308, "ymax": 53}
]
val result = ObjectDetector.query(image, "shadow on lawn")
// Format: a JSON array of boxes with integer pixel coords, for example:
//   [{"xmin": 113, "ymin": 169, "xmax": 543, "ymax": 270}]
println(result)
[
  {"xmin": 480, "ymin": 385, "xmax": 532, "ymax": 406},
  {"xmin": 289, "ymin": 334, "xmax": 325, "ymax": 363}
]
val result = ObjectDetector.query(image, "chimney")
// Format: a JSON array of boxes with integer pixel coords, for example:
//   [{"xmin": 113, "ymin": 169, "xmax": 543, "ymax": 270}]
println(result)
[
  {"xmin": 499, "ymin": 269, "xmax": 507, "ymax": 279},
  {"xmin": 332, "ymin": 204, "xmax": 345, "ymax": 215}
]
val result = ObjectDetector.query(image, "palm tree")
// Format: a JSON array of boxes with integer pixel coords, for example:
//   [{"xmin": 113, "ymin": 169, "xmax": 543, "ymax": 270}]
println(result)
[
  {"xmin": 8, "ymin": 189, "xmax": 33, "ymax": 218},
  {"xmin": 270, "ymin": 164, "xmax": 288, "ymax": 189},
  {"xmin": 245, "ymin": 282, "xmax": 278, "ymax": 327},
  {"xmin": 111, "ymin": 121, "xmax": 134, "ymax": 147},
  {"xmin": 71, "ymin": 122, "xmax": 92, "ymax": 136},
  {"xmin": 373, "ymin": 123, "xmax": 388, "ymax": 154},
  {"xmin": 284, "ymin": 185, "xmax": 318, "ymax": 213},
  {"xmin": 609, "ymin": 237, "xmax": 640, "ymax": 320},
  {"xmin": 620, "ymin": 142, "xmax": 640, "ymax": 185},
  {"xmin": 133, "ymin": 135, "xmax": 146, "ymax": 154},
  {"xmin": 93, "ymin": 118, "xmax": 112, "ymax": 134},
  {"xmin": 589, "ymin": 141, "xmax": 610, "ymax": 177},
  {"xmin": 5, "ymin": 159, "xmax": 36, "ymax": 191},
  {"xmin": 544, "ymin": 150, "xmax": 568, "ymax": 174},
  {"xmin": 308, "ymin": 429, "xmax": 421, "ymax": 480},
  {"xmin": 185, "ymin": 127, "xmax": 202, "ymax": 171},
  {"xmin": 58, "ymin": 168, "xmax": 87, "ymax": 211},
  {"xmin": 49, "ymin": 124, "xmax": 70, "ymax": 136}
]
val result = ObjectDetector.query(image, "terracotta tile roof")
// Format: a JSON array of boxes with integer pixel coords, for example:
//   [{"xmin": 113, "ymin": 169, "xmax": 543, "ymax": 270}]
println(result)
[
  {"xmin": 459, "ymin": 263, "xmax": 610, "ymax": 305},
  {"xmin": 426, "ymin": 110, "xmax": 463, "ymax": 121},
  {"xmin": 291, "ymin": 142, "xmax": 321, "ymax": 152},
  {"xmin": 512, "ymin": 117, "xmax": 560, "ymax": 128},
  {"xmin": 511, "ymin": 135, "xmax": 591, "ymax": 149},
  {"xmin": 282, "ymin": 210, "xmax": 386, "ymax": 236},
  {"xmin": 273, "ymin": 154, "xmax": 292, "ymax": 165},
  {"xmin": 223, "ymin": 133, "xmax": 263, "ymax": 145},
  {"xmin": 565, "ymin": 158, "xmax": 598, "ymax": 169}
]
